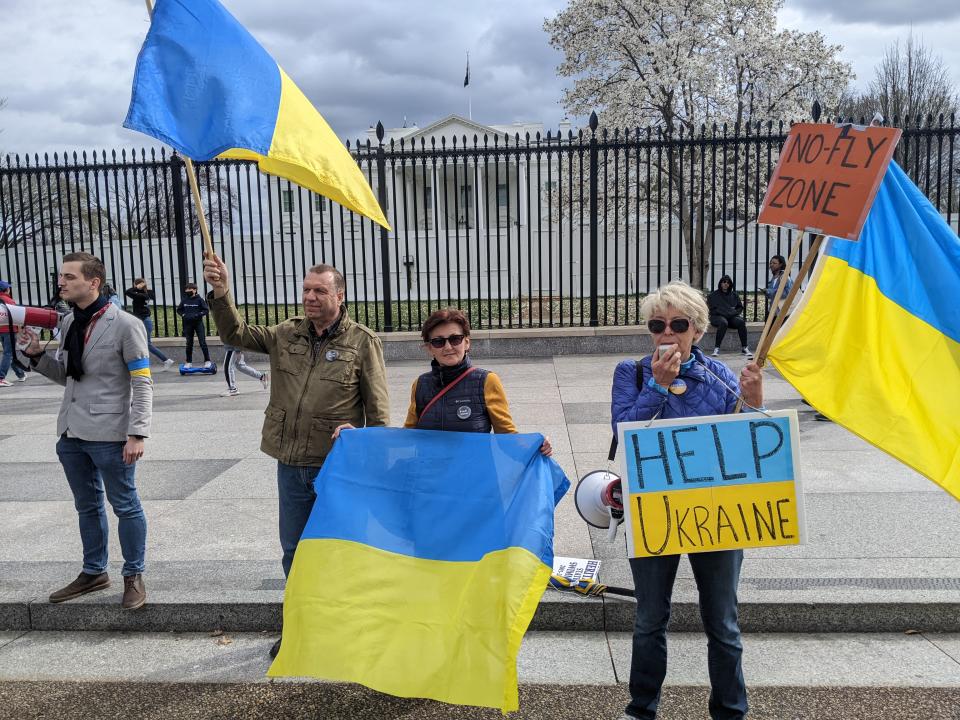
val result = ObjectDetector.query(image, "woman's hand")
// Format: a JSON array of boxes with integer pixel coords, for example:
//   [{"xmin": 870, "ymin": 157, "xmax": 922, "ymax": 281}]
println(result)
[
  {"xmin": 651, "ymin": 344, "xmax": 681, "ymax": 388},
  {"xmin": 539, "ymin": 436, "xmax": 553, "ymax": 457},
  {"xmin": 331, "ymin": 423, "xmax": 356, "ymax": 440},
  {"xmin": 739, "ymin": 362, "xmax": 764, "ymax": 409}
]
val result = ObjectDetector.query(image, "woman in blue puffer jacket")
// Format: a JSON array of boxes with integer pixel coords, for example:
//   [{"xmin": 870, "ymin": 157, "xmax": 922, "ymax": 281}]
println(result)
[{"xmin": 611, "ymin": 280, "xmax": 764, "ymax": 720}]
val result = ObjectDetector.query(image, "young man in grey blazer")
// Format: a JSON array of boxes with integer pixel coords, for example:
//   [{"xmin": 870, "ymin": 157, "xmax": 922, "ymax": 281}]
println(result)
[{"xmin": 18, "ymin": 252, "xmax": 153, "ymax": 610}]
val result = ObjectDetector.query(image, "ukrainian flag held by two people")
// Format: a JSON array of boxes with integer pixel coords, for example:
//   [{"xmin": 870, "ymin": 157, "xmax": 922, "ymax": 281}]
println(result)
[
  {"xmin": 268, "ymin": 428, "xmax": 570, "ymax": 713},
  {"xmin": 124, "ymin": 0, "xmax": 389, "ymax": 229},
  {"xmin": 769, "ymin": 161, "xmax": 960, "ymax": 500}
]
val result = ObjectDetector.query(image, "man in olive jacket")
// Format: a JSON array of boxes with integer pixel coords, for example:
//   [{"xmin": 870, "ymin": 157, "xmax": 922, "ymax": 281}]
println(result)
[{"xmin": 203, "ymin": 255, "xmax": 389, "ymax": 615}]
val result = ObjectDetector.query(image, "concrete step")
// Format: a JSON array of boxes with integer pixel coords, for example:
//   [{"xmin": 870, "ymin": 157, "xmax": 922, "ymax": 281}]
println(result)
[
  {"xmin": 0, "ymin": 631, "xmax": 958, "ymax": 719},
  {"xmin": 5, "ymin": 594, "xmax": 960, "ymax": 635},
  {"xmin": 4, "ymin": 562, "xmax": 960, "ymax": 634}
]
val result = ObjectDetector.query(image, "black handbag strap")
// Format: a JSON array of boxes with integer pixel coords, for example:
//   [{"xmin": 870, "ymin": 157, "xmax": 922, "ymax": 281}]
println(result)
[{"xmin": 608, "ymin": 361, "xmax": 643, "ymax": 461}]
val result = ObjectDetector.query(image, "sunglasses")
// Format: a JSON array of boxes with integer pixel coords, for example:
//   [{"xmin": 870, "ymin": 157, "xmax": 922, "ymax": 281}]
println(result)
[
  {"xmin": 647, "ymin": 318, "xmax": 690, "ymax": 334},
  {"xmin": 427, "ymin": 334, "xmax": 466, "ymax": 348}
]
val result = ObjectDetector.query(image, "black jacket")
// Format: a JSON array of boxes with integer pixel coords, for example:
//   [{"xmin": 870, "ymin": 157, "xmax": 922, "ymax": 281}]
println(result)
[
  {"xmin": 124, "ymin": 287, "xmax": 155, "ymax": 319},
  {"xmin": 707, "ymin": 275, "xmax": 744, "ymax": 319},
  {"xmin": 177, "ymin": 293, "xmax": 209, "ymax": 322}
]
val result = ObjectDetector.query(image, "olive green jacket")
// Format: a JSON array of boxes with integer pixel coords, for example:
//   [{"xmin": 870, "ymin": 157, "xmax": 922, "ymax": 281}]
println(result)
[{"xmin": 209, "ymin": 291, "xmax": 389, "ymax": 466}]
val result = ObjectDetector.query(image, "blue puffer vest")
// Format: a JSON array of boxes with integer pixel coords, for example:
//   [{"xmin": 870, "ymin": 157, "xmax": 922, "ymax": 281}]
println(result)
[{"xmin": 415, "ymin": 358, "xmax": 492, "ymax": 433}]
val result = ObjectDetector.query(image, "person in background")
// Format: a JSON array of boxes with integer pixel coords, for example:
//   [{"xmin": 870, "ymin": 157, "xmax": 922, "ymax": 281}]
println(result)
[
  {"xmin": 102, "ymin": 284, "xmax": 123, "ymax": 310},
  {"xmin": 707, "ymin": 275, "xmax": 752, "ymax": 358},
  {"xmin": 0, "ymin": 280, "xmax": 28, "ymax": 386},
  {"xmin": 125, "ymin": 279, "xmax": 174, "ymax": 371},
  {"xmin": 46, "ymin": 290, "xmax": 71, "ymax": 341},
  {"xmin": 176, "ymin": 282, "xmax": 212, "ymax": 370},
  {"xmin": 611, "ymin": 280, "xmax": 764, "ymax": 720},
  {"xmin": 400, "ymin": 307, "xmax": 552, "ymax": 457},
  {"xmin": 221, "ymin": 344, "xmax": 269, "ymax": 397},
  {"xmin": 765, "ymin": 254, "xmax": 793, "ymax": 311}
]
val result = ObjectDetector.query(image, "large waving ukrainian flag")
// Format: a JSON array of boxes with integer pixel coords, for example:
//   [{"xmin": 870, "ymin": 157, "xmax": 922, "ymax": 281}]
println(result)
[
  {"xmin": 769, "ymin": 161, "xmax": 960, "ymax": 499},
  {"xmin": 269, "ymin": 427, "xmax": 569, "ymax": 712},
  {"xmin": 124, "ymin": 0, "xmax": 388, "ymax": 229}
]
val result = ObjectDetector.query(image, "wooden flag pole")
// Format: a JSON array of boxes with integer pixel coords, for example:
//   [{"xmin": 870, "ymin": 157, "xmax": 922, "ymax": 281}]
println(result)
[
  {"xmin": 143, "ymin": 0, "xmax": 215, "ymax": 260},
  {"xmin": 183, "ymin": 156, "xmax": 215, "ymax": 258}
]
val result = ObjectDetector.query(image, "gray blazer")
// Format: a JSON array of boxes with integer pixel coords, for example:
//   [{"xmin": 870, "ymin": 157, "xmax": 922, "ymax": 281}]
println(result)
[{"xmin": 30, "ymin": 304, "xmax": 153, "ymax": 441}]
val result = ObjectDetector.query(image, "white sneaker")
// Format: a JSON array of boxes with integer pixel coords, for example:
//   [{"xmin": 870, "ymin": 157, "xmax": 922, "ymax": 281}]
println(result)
[
  {"xmin": 204, "ymin": 361, "xmax": 213, "ymax": 369},
  {"xmin": 14, "ymin": 375, "xmax": 26, "ymax": 382},
  {"xmin": 220, "ymin": 388, "xmax": 240, "ymax": 397},
  {"xmin": 742, "ymin": 347, "xmax": 754, "ymax": 359},
  {"xmin": 711, "ymin": 348, "xmax": 720, "ymax": 357},
  {"xmin": 162, "ymin": 359, "xmax": 175, "ymax": 371},
  {"xmin": 260, "ymin": 372, "xmax": 270, "ymax": 391},
  {"xmin": 183, "ymin": 362, "xmax": 193, "ymax": 369},
  {"xmin": 0, "ymin": 379, "xmax": 11, "ymax": 387}
]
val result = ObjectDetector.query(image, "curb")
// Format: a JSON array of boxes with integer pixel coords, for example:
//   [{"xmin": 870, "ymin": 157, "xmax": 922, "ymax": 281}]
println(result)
[{"xmin": 3, "ymin": 596, "xmax": 958, "ymax": 634}]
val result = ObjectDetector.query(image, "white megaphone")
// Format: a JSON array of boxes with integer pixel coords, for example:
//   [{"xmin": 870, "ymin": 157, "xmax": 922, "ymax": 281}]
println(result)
[
  {"xmin": 574, "ymin": 470, "xmax": 625, "ymax": 541},
  {"xmin": 0, "ymin": 303, "xmax": 61, "ymax": 330}
]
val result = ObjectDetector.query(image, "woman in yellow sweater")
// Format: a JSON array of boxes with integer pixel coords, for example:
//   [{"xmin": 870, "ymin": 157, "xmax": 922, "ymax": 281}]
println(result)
[{"xmin": 404, "ymin": 308, "xmax": 552, "ymax": 455}]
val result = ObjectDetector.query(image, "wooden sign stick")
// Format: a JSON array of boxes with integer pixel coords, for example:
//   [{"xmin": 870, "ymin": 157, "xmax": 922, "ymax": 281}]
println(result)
[{"xmin": 143, "ymin": 0, "xmax": 215, "ymax": 261}]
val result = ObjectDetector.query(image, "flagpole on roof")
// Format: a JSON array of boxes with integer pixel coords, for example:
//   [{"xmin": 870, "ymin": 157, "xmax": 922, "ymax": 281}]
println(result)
[
  {"xmin": 464, "ymin": 51, "xmax": 472, "ymax": 120},
  {"xmin": 143, "ymin": 0, "xmax": 216, "ymax": 260}
]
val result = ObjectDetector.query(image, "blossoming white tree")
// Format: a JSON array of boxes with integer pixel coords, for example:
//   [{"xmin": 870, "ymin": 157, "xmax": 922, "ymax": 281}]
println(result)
[{"xmin": 544, "ymin": 0, "xmax": 853, "ymax": 288}]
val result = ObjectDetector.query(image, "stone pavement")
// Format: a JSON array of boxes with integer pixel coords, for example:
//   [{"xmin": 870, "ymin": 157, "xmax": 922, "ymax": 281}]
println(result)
[{"xmin": 0, "ymin": 348, "xmax": 959, "ymax": 718}]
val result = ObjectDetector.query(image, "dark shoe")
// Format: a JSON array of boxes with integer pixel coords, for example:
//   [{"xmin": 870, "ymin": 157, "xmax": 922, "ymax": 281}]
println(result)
[
  {"xmin": 814, "ymin": 413, "xmax": 832, "ymax": 422},
  {"xmin": 269, "ymin": 636, "xmax": 282, "ymax": 659},
  {"xmin": 121, "ymin": 574, "xmax": 146, "ymax": 610},
  {"xmin": 49, "ymin": 572, "xmax": 110, "ymax": 603}
]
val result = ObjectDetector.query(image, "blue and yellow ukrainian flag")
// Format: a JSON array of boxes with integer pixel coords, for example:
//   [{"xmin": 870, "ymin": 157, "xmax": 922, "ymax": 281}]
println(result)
[
  {"xmin": 124, "ymin": 0, "xmax": 388, "ymax": 229},
  {"xmin": 269, "ymin": 427, "xmax": 569, "ymax": 712},
  {"xmin": 769, "ymin": 161, "xmax": 960, "ymax": 499}
]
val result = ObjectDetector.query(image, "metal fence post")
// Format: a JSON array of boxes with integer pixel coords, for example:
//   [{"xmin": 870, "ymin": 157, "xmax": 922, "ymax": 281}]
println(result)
[
  {"xmin": 376, "ymin": 122, "xmax": 394, "ymax": 332},
  {"xmin": 169, "ymin": 153, "xmax": 190, "ymax": 291},
  {"xmin": 588, "ymin": 111, "xmax": 599, "ymax": 327}
]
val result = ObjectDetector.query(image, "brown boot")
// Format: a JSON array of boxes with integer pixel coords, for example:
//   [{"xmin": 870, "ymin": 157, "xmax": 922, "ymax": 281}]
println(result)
[
  {"xmin": 121, "ymin": 574, "xmax": 146, "ymax": 610},
  {"xmin": 49, "ymin": 572, "xmax": 110, "ymax": 603}
]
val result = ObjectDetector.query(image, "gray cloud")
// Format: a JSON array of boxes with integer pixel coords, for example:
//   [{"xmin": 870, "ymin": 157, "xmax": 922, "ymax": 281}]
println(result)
[
  {"xmin": 2, "ymin": 0, "xmax": 959, "ymax": 158},
  {"xmin": 788, "ymin": 0, "xmax": 960, "ymax": 25},
  {"xmin": 1, "ymin": 0, "xmax": 575, "ymax": 156}
]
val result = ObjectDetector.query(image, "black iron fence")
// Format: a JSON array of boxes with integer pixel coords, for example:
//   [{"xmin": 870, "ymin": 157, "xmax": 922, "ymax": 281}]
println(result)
[{"xmin": 2, "ymin": 113, "xmax": 958, "ymax": 336}]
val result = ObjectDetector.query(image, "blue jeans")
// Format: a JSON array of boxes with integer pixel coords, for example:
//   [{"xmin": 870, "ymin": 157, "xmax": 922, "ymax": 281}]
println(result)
[
  {"xmin": 626, "ymin": 550, "xmax": 746, "ymax": 720},
  {"xmin": 56, "ymin": 435, "xmax": 147, "ymax": 577},
  {"xmin": 0, "ymin": 332, "xmax": 25, "ymax": 380},
  {"xmin": 140, "ymin": 316, "xmax": 169, "ymax": 362},
  {"xmin": 277, "ymin": 462, "xmax": 323, "ymax": 577}
]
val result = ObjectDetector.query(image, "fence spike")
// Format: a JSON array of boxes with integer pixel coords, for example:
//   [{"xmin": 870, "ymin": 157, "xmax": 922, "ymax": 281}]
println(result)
[{"xmin": 589, "ymin": 111, "xmax": 598, "ymax": 132}]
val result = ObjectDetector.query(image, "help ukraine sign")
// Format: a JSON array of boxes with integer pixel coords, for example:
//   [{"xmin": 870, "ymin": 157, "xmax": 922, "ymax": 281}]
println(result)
[{"xmin": 618, "ymin": 410, "xmax": 805, "ymax": 557}]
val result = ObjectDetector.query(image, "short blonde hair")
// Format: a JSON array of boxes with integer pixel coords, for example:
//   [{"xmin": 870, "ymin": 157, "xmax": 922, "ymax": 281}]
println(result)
[{"xmin": 640, "ymin": 281, "xmax": 709, "ymax": 337}]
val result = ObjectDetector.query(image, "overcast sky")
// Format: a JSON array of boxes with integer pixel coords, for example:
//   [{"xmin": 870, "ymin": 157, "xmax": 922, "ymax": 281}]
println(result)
[{"xmin": 2, "ymin": 0, "xmax": 959, "ymax": 157}]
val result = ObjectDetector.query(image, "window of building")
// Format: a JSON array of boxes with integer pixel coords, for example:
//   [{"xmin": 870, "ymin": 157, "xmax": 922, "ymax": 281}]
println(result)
[
  {"xmin": 497, "ymin": 183, "xmax": 508, "ymax": 207},
  {"xmin": 281, "ymin": 189, "xmax": 294, "ymax": 213}
]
